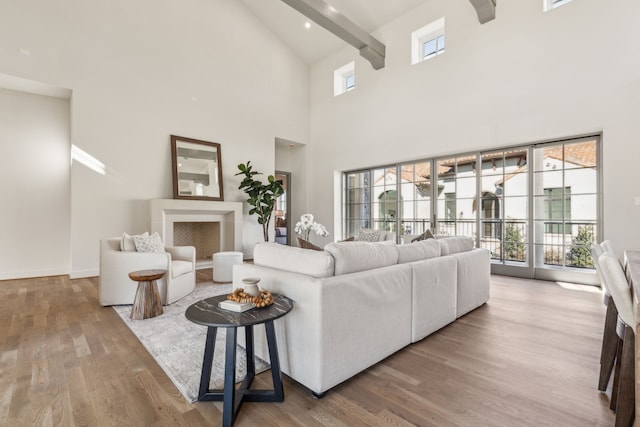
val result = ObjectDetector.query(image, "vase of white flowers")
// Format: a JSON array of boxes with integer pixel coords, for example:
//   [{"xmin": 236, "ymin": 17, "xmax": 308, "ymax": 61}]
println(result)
[{"xmin": 295, "ymin": 213, "xmax": 329, "ymax": 243}]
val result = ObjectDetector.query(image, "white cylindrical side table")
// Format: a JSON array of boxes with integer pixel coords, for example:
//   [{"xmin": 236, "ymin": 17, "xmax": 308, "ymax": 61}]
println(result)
[{"xmin": 212, "ymin": 251, "xmax": 244, "ymax": 283}]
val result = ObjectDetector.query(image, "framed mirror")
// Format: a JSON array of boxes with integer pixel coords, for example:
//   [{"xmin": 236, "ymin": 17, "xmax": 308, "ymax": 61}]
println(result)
[{"xmin": 171, "ymin": 135, "xmax": 224, "ymax": 201}]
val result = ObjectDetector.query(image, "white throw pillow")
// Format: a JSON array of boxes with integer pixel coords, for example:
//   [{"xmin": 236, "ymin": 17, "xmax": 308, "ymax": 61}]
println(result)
[
  {"xmin": 132, "ymin": 232, "xmax": 165, "ymax": 253},
  {"xmin": 121, "ymin": 231, "xmax": 148, "ymax": 251}
]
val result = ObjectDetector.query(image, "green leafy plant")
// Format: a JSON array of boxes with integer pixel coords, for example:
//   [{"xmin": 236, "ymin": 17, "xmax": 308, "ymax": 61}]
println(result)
[
  {"xmin": 236, "ymin": 161, "xmax": 284, "ymax": 242},
  {"xmin": 568, "ymin": 225, "xmax": 595, "ymax": 268},
  {"xmin": 503, "ymin": 221, "xmax": 526, "ymax": 262}
]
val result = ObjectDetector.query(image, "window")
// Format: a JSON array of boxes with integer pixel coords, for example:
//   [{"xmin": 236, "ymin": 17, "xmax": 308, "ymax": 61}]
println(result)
[
  {"xmin": 444, "ymin": 193, "xmax": 456, "ymax": 221},
  {"xmin": 411, "ymin": 18, "xmax": 445, "ymax": 65},
  {"xmin": 345, "ymin": 74, "xmax": 355, "ymax": 92},
  {"xmin": 344, "ymin": 170, "xmax": 371, "ymax": 236},
  {"xmin": 543, "ymin": 187, "xmax": 571, "ymax": 234},
  {"xmin": 534, "ymin": 138, "xmax": 598, "ymax": 270},
  {"xmin": 334, "ymin": 61, "xmax": 355, "ymax": 96},
  {"xmin": 423, "ymin": 35, "xmax": 445, "ymax": 60},
  {"xmin": 544, "ymin": 0, "xmax": 573, "ymax": 11},
  {"xmin": 343, "ymin": 136, "xmax": 601, "ymax": 283}
]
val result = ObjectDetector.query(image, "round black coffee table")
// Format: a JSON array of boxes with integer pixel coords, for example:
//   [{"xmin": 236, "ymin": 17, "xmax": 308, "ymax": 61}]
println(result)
[{"xmin": 185, "ymin": 293, "xmax": 293, "ymax": 427}]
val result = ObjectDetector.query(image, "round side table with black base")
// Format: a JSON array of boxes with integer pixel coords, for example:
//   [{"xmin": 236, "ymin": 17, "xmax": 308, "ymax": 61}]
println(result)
[
  {"xmin": 185, "ymin": 294, "xmax": 293, "ymax": 427},
  {"xmin": 128, "ymin": 269, "xmax": 166, "ymax": 320}
]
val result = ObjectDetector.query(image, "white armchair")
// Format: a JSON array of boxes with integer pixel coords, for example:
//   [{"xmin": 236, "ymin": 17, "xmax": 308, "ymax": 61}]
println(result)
[{"xmin": 99, "ymin": 238, "xmax": 196, "ymax": 306}]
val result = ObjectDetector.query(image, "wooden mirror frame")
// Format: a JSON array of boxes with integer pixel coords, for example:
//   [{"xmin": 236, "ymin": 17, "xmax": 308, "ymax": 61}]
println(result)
[{"xmin": 171, "ymin": 135, "xmax": 224, "ymax": 201}]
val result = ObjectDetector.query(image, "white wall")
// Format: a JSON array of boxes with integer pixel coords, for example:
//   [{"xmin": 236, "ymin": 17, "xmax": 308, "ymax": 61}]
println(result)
[
  {"xmin": 0, "ymin": 88, "xmax": 70, "ymax": 279},
  {"xmin": 0, "ymin": 0, "xmax": 309, "ymax": 277},
  {"xmin": 307, "ymin": 0, "xmax": 640, "ymax": 254}
]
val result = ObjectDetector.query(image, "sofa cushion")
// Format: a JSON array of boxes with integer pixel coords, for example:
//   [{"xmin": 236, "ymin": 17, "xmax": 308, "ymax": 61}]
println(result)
[
  {"xmin": 397, "ymin": 239, "xmax": 441, "ymax": 263},
  {"xmin": 325, "ymin": 241, "xmax": 399, "ymax": 275},
  {"xmin": 438, "ymin": 236, "xmax": 474, "ymax": 255},
  {"xmin": 254, "ymin": 243, "xmax": 334, "ymax": 278}
]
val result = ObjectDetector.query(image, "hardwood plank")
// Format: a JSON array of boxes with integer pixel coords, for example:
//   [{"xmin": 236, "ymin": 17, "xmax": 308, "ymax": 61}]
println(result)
[{"xmin": 0, "ymin": 273, "xmax": 615, "ymax": 426}]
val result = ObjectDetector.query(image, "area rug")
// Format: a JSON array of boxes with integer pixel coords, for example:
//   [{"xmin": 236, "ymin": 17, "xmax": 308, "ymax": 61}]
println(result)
[{"xmin": 112, "ymin": 282, "xmax": 270, "ymax": 403}]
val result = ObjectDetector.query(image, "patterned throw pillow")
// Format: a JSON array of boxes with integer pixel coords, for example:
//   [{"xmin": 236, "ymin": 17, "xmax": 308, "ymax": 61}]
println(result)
[
  {"xmin": 358, "ymin": 228, "xmax": 380, "ymax": 242},
  {"xmin": 121, "ymin": 232, "xmax": 149, "ymax": 251},
  {"xmin": 132, "ymin": 232, "xmax": 165, "ymax": 253}
]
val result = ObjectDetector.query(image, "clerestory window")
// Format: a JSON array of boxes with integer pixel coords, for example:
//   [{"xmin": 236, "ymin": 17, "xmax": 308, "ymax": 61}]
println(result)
[
  {"xmin": 334, "ymin": 61, "xmax": 355, "ymax": 96},
  {"xmin": 411, "ymin": 17, "xmax": 445, "ymax": 65},
  {"xmin": 544, "ymin": 0, "xmax": 574, "ymax": 11}
]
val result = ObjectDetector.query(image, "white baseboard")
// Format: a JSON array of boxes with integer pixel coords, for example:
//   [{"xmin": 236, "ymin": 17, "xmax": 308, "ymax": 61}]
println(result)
[
  {"xmin": 0, "ymin": 268, "xmax": 69, "ymax": 281},
  {"xmin": 69, "ymin": 269, "xmax": 99, "ymax": 279}
]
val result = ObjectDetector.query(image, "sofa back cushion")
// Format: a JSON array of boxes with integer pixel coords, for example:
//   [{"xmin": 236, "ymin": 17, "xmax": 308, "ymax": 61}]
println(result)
[
  {"xmin": 397, "ymin": 239, "xmax": 441, "ymax": 263},
  {"xmin": 325, "ymin": 241, "xmax": 399, "ymax": 275},
  {"xmin": 438, "ymin": 236, "xmax": 474, "ymax": 255},
  {"xmin": 254, "ymin": 243, "xmax": 334, "ymax": 278}
]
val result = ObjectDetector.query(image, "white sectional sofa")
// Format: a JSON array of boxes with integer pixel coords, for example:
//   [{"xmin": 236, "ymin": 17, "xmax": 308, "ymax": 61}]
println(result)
[{"xmin": 233, "ymin": 237, "xmax": 490, "ymax": 396}]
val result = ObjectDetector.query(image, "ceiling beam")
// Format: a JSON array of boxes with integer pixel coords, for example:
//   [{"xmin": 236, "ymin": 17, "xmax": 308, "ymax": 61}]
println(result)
[
  {"xmin": 469, "ymin": 0, "xmax": 496, "ymax": 24},
  {"xmin": 280, "ymin": 0, "xmax": 386, "ymax": 69}
]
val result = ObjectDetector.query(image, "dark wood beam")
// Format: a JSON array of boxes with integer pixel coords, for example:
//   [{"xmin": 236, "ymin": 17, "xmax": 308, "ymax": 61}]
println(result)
[{"xmin": 280, "ymin": 0, "xmax": 386, "ymax": 69}]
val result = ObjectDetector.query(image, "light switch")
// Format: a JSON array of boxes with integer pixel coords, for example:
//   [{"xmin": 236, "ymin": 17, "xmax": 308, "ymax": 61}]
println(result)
[{"xmin": 635, "ymin": 196, "xmax": 640, "ymax": 206}]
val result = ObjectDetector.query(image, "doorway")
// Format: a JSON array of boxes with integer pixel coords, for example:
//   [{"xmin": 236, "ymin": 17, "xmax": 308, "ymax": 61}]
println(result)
[{"xmin": 274, "ymin": 171, "xmax": 291, "ymax": 245}]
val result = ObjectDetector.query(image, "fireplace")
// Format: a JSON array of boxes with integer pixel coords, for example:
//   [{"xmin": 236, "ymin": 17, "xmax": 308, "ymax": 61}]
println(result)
[
  {"xmin": 150, "ymin": 199, "xmax": 243, "ymax": 269},
  {"xmin": 173, "ymin": 222, "xmax": 220, "ymax": 263}
]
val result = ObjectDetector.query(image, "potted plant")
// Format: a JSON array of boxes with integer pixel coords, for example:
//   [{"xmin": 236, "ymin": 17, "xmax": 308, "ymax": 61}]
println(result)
[
  {"xmin": 294, "ymin": 213, "xmax": 329, "ymax": 249},
  {"xmin": 236, "ymin": 161, "xmax": 284, "ymax": 242}
]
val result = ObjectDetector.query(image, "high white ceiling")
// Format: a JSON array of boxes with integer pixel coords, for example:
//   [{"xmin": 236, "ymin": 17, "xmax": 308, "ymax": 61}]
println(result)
[{"xmin": 240, "ymin": 0, "xmax": 431, "ymax": 64}]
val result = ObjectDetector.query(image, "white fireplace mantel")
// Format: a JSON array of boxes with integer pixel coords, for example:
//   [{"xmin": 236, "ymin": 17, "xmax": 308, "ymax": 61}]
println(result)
[{"xmin": 150, "ymin": 199, "xmax": 243, "ymax": 254}]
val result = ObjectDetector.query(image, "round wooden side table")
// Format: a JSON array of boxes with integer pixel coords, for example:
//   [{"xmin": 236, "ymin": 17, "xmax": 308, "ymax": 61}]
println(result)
[{"xmin": 128, "ymin": 269, "xmax": 166, "ymax": 320}]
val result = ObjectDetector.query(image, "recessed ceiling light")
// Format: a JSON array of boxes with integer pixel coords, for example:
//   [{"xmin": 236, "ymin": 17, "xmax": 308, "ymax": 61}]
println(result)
[{"xmin": 304, "ymin": 22, "xmax": 311, "ymax": 29}]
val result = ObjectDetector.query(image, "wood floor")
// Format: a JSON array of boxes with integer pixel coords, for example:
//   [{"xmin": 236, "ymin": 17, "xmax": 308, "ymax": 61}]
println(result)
[{"xmin": 0, "ymin": 272, "xmax": 616, "ymax": 426}]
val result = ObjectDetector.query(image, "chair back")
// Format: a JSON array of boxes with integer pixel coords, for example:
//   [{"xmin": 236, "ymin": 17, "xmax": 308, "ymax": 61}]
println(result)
[
  {"xmin": 591, "ymin": 242, "xmax": 608, "ymax": 294},
  {"xmin": 599, "ymin": 252, "xmax": 636, "ymax": 328},
  {"xmin": 601, "ymin": 240, "xmax": 615, "ymax": 255}
]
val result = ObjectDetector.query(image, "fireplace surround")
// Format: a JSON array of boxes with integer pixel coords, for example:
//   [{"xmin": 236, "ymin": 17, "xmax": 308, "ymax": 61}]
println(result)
[{"xmin": 150, "ymin": 199, "xmax": 243, "ymax": 268}]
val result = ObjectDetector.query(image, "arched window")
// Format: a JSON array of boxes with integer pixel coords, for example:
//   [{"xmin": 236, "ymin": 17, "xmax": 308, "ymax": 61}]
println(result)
[
  {"xmin": 473, "ymin": 191, "xmax": 500, "ymax": 238},
  {"xmin": 378, "ymin": 190, "xmax": 402, "ymax": 230}
]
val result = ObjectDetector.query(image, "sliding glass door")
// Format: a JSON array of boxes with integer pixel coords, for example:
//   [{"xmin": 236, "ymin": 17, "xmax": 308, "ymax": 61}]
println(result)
[
  {"xmin": 342, "ymin": 135, "xmax": 600, "ymax": 284},
  {"xmin": 532, "ymin": 137, "xmax": 599, "ymax": 282},
  {"xmin": 478, "ymin": 148, "xmax": 530, "ymax": 276}
]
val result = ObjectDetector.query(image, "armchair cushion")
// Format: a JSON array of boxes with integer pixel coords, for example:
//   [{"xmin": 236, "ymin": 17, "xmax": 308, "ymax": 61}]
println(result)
[{"xmin": 172, "ymin": 260, "xmax": 193, "ymax": 278}]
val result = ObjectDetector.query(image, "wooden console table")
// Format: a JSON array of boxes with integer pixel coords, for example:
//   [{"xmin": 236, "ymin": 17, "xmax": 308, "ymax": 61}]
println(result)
[{"xmin": 623, "ymin": 250, "xmax": 640, "ymax": 425}]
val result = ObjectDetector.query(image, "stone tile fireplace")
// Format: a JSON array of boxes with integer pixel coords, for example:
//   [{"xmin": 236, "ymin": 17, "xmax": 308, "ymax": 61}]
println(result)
[{"xmin": 150, "ymin": 199, "xmax": 243, "ymax": 269}]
